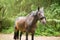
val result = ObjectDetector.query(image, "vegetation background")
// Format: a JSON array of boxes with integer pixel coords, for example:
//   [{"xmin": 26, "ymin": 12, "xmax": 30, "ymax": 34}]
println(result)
[{"xmin": 0, "ymin": 0, "xmax": 60, "ymax": 36}]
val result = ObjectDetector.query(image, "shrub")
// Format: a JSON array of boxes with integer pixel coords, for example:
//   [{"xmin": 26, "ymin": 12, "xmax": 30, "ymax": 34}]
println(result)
[{"xmin": 1, "ymin": 17, "xmax": 14, "ymax": 33}]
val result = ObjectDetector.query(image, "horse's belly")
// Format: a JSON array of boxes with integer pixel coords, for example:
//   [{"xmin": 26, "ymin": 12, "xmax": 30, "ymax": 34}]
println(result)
[{"xmin": 18, "ymin": 25, "xmax": 26, "ymax": 32}]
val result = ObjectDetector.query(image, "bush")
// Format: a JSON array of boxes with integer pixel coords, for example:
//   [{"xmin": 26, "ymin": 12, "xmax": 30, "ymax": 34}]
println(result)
[
  {"xmin": 1, "ymin": 17, "xmax": 14, "ymax": 33},
  {"xmin": 35, "ymin": 19, "xmax": 60, "ymax": 36},
  {"xmin": 45, "ymin": 3, "xmax": 60, "ymax": 19}
]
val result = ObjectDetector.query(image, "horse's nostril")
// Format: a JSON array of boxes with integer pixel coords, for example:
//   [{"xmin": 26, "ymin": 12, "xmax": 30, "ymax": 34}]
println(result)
[{"xmin": 41, "ymin": 20, "xmax": 46, "ymax": 24}]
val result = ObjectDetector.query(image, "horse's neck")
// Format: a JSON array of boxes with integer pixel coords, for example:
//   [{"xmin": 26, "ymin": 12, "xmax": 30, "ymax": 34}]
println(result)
[
  {"xmin": 31, "ymin": 10, "xmax": 38, "ymax": 24},
  {"xmin": 26, "ymin": 11, "xmax": 38, "ymax": 26},
  {"xmin": 32, "ymin": 15, "xmax": 38, "ymax": 25}
]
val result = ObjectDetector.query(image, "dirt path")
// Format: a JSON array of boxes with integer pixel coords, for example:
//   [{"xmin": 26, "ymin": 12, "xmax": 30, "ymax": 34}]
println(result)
[{"xmin": 0, "ymin": 34, "xmax": 60, "ymax": 40}]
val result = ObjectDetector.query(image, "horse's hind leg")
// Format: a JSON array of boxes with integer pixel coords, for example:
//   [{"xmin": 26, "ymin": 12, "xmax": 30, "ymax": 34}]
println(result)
[
  {"xmin": 14, "ymin": 27, "xmax": 19, "ymax": 40},
  {"xmin": 20, "ymin": 32, "xmax": 23, "ymax": 40}
]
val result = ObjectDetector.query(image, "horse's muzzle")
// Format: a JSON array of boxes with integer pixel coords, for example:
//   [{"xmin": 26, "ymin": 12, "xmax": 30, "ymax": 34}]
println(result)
[{"xmin": 40, "ymin": 19, "xmax": 46, "ymax": 24}]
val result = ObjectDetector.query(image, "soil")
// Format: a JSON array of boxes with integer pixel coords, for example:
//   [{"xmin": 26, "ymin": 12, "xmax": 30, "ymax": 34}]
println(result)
[{"xmin": 0, "ymin": 33, "xmax": 60, "ymax": 40}]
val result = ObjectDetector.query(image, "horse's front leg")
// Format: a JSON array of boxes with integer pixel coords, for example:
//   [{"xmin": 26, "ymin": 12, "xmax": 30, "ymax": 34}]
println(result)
[
  {"xmin": 26, "ymin": 27, "xmax": 29, "ymax": 40},
  {"xmin": 26, "ymin": 31, "xmax": 28, "ymax": 40},
  {"xmin": 31, "ymin": 33, "xmax": 34, "ymax": 40},
  {"xmin": 20, "ymin": 32, "xmax": 23, "ymax": 40}
]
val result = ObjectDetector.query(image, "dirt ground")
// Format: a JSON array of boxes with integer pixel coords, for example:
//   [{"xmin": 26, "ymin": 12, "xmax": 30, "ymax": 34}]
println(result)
[{"xmin": 0, "ymin": 33, "xmax": 60, "ymax": 40}]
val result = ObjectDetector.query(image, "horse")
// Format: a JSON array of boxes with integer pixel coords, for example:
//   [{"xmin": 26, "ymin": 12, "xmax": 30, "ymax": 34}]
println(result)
[{"xmin": 14, "ymin": 7, "xmax": 46, "ymax": 40}]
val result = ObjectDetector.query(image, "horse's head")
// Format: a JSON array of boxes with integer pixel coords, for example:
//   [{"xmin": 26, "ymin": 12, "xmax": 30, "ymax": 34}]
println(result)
[{"xmin": 37, "ymin": 7, "xmax": 46, "ymax": 24}]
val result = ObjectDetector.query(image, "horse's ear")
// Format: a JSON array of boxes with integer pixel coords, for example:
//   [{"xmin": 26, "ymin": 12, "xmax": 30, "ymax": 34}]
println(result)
[{"xmin": 38, "ymin": 7, "xmax": 40, "ymax": 11}]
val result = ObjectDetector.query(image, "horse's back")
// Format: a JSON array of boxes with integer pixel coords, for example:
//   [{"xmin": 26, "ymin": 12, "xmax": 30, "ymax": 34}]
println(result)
[
  {"xmin": 16, "ymin": 17, "xmax": 26, "ymax": 22},
  {"xmin": 16, "ymin": 17, "xmax": 26, "ymax": 21}
]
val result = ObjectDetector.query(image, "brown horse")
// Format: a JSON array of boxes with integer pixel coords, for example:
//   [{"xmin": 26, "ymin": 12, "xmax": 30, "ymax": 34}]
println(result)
[{"xmin": 14, "ymin": 7, "xmax": 46, "ymax": 40}]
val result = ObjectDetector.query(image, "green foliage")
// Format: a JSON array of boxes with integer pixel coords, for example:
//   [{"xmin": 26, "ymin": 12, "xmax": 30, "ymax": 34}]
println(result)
[
  {"xmin": 1, "ymin": 17, "xmax": 14, "ymax": 33},
  {"xmin": 35, "ymin": 20, "xmax": 60, "ymax": 36},
  {"xmin": 45, "ymin": 3, "xmax": 60, "ymax": 19}
]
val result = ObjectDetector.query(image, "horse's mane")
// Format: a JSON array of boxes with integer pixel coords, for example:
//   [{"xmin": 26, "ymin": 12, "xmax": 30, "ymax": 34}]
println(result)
[{"xmin": 26, "ymin": 10, "xmax": 38, "ymax": 17}]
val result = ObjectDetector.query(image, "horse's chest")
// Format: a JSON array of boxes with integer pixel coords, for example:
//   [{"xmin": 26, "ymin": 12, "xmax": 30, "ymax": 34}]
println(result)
[{"xmin": 28, "ymin": 24, "xmax": 37, "ymax": 33}]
